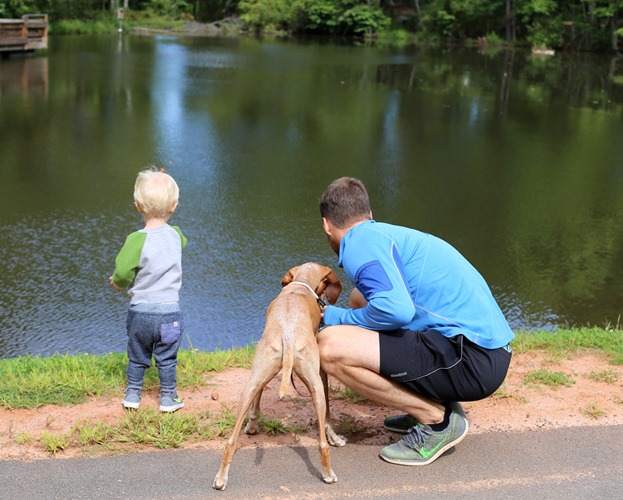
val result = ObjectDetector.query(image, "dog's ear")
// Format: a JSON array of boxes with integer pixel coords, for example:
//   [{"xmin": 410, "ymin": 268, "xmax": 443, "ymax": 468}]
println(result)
[
  {"xmin": 316, "ymin": 269, "xmax": 342, "ymax": 305},
  {"xmin": 281, "ymin": 266, "xmax": 299, "ymax": 287}
]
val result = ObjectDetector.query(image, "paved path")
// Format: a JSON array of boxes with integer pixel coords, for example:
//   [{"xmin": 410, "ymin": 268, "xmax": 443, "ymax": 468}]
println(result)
[{"xmin": 2, "ymin": 425, "xmax": 623, "ymax": 499}]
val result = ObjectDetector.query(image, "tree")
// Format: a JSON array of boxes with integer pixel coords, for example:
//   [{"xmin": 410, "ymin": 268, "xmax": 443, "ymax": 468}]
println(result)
[{"xmin": 585, "ymin": 0, "xmax": 623, "ymax": 51}]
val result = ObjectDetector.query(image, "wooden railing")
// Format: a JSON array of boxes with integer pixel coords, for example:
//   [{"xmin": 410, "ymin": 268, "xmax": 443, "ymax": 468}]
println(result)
[{"xmin": 0, "ymin": 14, "xmax": 48, "ymax": 53}]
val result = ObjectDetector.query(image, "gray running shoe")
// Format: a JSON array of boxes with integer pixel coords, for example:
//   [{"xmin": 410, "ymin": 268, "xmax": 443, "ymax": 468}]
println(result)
[
  {"xmin": 383, "ymin": 414, "xmax": 420, "ymax": 434},
  {"xmin": 159, "ymin": 391, "xmax": 184, "ymax": 412},
  {"xmin": 379, "ymin": 402, "xmax": 468, "ymax": 466},
  {"xmin": 122, "ymin": 388, "xmax": 141, "ymax": 409}
]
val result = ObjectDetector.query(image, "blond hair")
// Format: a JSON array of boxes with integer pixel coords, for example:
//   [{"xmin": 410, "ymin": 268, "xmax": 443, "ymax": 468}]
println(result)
[{"xmin": 133, "ymin": 168, "xmax": 179, "ymax": 217}]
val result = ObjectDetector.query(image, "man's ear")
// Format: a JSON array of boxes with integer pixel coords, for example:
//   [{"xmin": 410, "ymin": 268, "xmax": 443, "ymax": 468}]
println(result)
[{"xmin": 322, "ymin": 217, "xmax": 332, "ymax": 236}]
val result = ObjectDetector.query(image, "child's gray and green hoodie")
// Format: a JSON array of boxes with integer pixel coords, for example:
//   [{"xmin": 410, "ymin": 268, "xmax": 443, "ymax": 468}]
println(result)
[{"xmin": 111, "ymin": 224, "xmax": 187, "ymax": 305}]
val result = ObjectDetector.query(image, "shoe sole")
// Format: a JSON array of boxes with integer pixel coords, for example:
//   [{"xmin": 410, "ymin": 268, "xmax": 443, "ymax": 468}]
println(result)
[
  {"xmin": 379, "ymin": 419, "xmax": 469, "ymax": 466},
  {"xmin": 122, "ymin": 401, "xmax": 140, "ymax": 409},
  {"xmin": 159, "ymin": 403, "xmax": 184, "ymax": 412}
]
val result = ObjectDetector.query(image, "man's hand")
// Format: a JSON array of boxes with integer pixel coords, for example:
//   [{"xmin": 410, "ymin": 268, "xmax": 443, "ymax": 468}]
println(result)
[{"xmin": 109, "ymin": 276, "xmax": 123, "ymax": 292}]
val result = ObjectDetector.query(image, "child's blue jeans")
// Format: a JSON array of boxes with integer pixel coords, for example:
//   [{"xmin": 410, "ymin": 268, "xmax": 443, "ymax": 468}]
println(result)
[{"xmin": 125, "ymin": 303, "xmax": 183, "ymax": 393}]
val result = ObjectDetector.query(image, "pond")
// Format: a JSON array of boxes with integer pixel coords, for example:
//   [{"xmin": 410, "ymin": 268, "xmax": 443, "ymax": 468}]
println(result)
[{"xmin": 1, "ymin": 35, "xmax": 622, "ymax": 359}]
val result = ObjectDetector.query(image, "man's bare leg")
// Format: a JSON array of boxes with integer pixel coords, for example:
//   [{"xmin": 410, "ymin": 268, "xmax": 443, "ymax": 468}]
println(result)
[
  {"xmin": 317, "ymin": 325, "xmax": 445, "ymax": 425},
  {"xmin": 318, "ymin": 323, "xmax": 469, "ymax": 466}
]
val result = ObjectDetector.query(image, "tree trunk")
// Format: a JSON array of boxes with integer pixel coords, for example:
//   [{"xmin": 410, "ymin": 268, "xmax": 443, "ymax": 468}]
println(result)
[
  {"xmin": 612, "ymin": 14, "xmax": 619, "ymax": 52},
  {"xmin": 505, "ymin": 0, "xmax": 513, "ymax": 42},
  {"xmin": 413, "ymin": 0, "xmax": 422, "ymax": 27}
]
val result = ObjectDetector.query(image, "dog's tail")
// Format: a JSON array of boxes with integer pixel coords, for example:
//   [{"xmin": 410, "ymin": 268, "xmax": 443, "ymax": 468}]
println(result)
[{"xmin": 279, "ymin": 341, "xmax": 295, "ymax": 399}]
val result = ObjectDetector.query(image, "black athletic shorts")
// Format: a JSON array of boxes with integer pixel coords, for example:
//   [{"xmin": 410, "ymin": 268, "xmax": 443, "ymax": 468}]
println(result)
[{"xmin": 378, "ymin": 329, "xmax": 512, "ymax": 404}]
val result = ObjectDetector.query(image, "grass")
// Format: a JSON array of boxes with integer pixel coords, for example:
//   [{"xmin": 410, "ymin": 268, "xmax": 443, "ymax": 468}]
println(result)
[
  {"xmin": 491, "ymin": 382, "xmax": 528, "ymax": 403},
  {"xmin": 523, "ymin": 369, "xmax": 576, "ymax": 388},
  {"xmin": 586, "ymin": 369, "xmax": 620, "ymax": 384},
  {"xmin": 0, "ymin": 347, "xmax": 255, "ymax": 409},
  {"xmin": 24, "ymin": 406, "xmax": 307, "ymax": 456},
  {"xmin": 0, "ymin": 327, "xmax": 622, "ymax": 455},
  {"xmin": 511, "ymin": 326, "xmax": 623, "ymax": 362},
  {"xmin": 50, "ymin": 10, "xmax": 189, "ymax": 35},
  {"xmin": 581, "ymin": 402, "xmax": 606, "ymax": 419},
  {"xmin": 38, "ymin": 408, "xmax": 224, "ymax": 454},
  {"xmin": 330, "ymin": 384, "xmax": 367, "ymax": 404},
  {"xmin": 259, "ymin": 415, "xmax": 305, "ymax": 436}
]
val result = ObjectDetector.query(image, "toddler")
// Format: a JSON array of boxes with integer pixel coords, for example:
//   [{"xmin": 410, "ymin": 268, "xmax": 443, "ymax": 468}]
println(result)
[{"xmin": 109, "ymin": 168, "xmax": 188, "ymax": 412}]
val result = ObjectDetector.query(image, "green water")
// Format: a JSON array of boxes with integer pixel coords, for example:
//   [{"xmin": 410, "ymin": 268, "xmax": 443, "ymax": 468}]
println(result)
[{"xmin": 1, "ymin": 35, "xmax": 622, "ymax": 358}]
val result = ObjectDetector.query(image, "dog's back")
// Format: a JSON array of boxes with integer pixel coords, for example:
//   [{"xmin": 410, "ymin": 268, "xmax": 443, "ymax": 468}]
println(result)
[{"xmin": 262, "ymin": 288, "xmax": 322, "ymax": 399}]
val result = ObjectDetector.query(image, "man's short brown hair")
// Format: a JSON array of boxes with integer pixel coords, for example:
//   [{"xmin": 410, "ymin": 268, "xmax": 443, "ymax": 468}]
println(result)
[{"xmin": 319, "ymin": 177, "xmax": 372, "ymax": 229}]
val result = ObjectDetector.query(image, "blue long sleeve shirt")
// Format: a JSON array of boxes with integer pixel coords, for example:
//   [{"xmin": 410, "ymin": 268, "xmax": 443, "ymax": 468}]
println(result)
[{"xmin": 323, "ymin": 220, "xmax": 514, "ymax": 349}]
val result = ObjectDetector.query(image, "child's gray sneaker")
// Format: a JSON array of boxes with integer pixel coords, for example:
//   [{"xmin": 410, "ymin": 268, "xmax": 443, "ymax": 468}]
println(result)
[
  {"xmin": 160, "ymin": 391, "xmax": 184, "ymax": 412},
  {"xmin": 122, "ymin": 388, "xmax": 141, "ymax": 409}
]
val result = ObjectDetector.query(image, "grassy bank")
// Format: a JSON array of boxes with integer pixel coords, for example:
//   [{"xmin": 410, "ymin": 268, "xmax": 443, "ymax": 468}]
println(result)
[
  {"xmin": 50, "ymin": 12, "xmax": 189, "ymax": 35},
  {"xmin": 0, "ymin": 327, "xmax": 621, "ymax": 455},
  {"xmin": 0, "ymin": 345, "xmax": 255, "ymax": 410}
]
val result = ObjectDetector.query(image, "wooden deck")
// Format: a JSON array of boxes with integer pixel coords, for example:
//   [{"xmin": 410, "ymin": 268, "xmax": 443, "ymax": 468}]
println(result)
[{"xmin": 0, "ymin": 14, "xmax": 48, "ymax": 55}]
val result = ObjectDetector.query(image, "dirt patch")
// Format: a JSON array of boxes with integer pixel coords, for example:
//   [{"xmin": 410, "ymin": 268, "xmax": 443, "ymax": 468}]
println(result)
[{"xmin": 1, "ymin": 351, "xmax": 622, "ymax": 461}]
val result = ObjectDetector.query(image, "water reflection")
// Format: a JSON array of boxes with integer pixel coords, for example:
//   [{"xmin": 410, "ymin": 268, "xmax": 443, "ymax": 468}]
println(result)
[
  {"xmin": 0, "ymin": 37, "xmax": 622, "ymax": 358},
  {"xmin": 0, "ymin": 56, "xmax": 48, "ymax": 96}
]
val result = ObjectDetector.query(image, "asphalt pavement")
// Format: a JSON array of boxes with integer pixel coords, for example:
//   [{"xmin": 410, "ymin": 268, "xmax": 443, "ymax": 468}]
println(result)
[{"xmin": 2, "ymin": 425, "xmax": 623, "ymax": 499}]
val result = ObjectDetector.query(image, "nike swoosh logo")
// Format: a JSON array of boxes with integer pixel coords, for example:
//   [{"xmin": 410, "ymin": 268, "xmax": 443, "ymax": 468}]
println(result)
[{"xmin": 419, "ymin": 439, "xmax": 446, "ymax": 459}]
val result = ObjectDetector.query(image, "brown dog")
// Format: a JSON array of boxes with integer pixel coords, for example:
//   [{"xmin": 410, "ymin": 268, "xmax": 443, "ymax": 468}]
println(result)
[{"xmin": 213, "ymin": 263, "xmax": 346, "ymax": 491}]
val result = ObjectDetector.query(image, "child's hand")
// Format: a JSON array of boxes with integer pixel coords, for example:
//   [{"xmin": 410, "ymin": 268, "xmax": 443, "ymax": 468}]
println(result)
[{"xmin": 109, "ymin": 276, "xmax": 123, "ymax": 292}]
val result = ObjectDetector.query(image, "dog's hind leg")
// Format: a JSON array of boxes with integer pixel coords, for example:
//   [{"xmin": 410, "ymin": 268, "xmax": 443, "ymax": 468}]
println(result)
[
  {"xmin": 243, "ymin": 391, "xmax": 262, "ymax": 435},
  {"xmin": 213, "ymin": 361, "xmax": 280, "ymax": 491},
  {"xmin": 296, "ymin": 364, "xmax": 338, "ymax": 484}
]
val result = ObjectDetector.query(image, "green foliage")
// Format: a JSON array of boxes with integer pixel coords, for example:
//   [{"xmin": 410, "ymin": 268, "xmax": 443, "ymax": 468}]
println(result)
[
  {"xmin": 238, "ymin": 0, "xmax": 298, "ymax": 31},
  {"xmin": 518, "ymin": 0, "xmax": 564, "ymax": 48},
  {"xmin": 303, "ymin": 0, "xmax": 340, "ymax": 32},
  {"xmin": 338, "ymin": 2, "xmax": 390, "ymax": 35},
  {"xmin": 145, "ymin": 0, "xmax": 193, "ymax": 19},
  {"xmin": 51, "ymin": 18, "xmax": 116, "ymax": 35},
  {"xmin": 483, "ymin": 31, "xmax": 504, "ymax": 45},
  {"xmin": 239, "ymin": 0, "xmax": 389, "ymax": 35},
  {"xmin": 423, "ymin": 8, "xmax": 457, "ymax": 38},
  {"xmin": 2, "ymin": 0, "xmax": 622, "ymax": 51},
  {"xmin": 0, "ymin": 0, "xmax": 28, "ymax": 18}
]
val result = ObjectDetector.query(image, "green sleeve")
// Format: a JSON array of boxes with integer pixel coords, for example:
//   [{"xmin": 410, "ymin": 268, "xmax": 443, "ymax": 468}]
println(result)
[
  {"xmin": 171, "ymin": 226, "xmax": 188, "ymax": 250},
  {"xmin": 111, "ymin": 232, "xmax": 147, "ymax": 289}
]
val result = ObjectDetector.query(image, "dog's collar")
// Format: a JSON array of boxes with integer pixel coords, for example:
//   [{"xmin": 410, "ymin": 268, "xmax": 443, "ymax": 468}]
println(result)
[{"xmin": 288, "ymin": 281, "xmax": 326, "ymax": 308}]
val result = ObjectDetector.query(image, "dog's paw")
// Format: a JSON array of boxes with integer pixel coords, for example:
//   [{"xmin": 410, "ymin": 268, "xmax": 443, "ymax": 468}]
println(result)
[
  {"xmin": 322, "ymin": 471, "xmax": 338, "ymax": 484},
  {"xmin": 329, "ymin": 433, "xmax": 347, "ymax": 447},
  {"xmin": 212, "ymin": 477, "xmax": 227, "ymax": 491},
  {"xmin": 243, "ymin": 421, "xmax": 259, "ymax": 435},
  {"xmin": 326, "ymin": 425, "xmax": 347, "ymax": 447}
]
